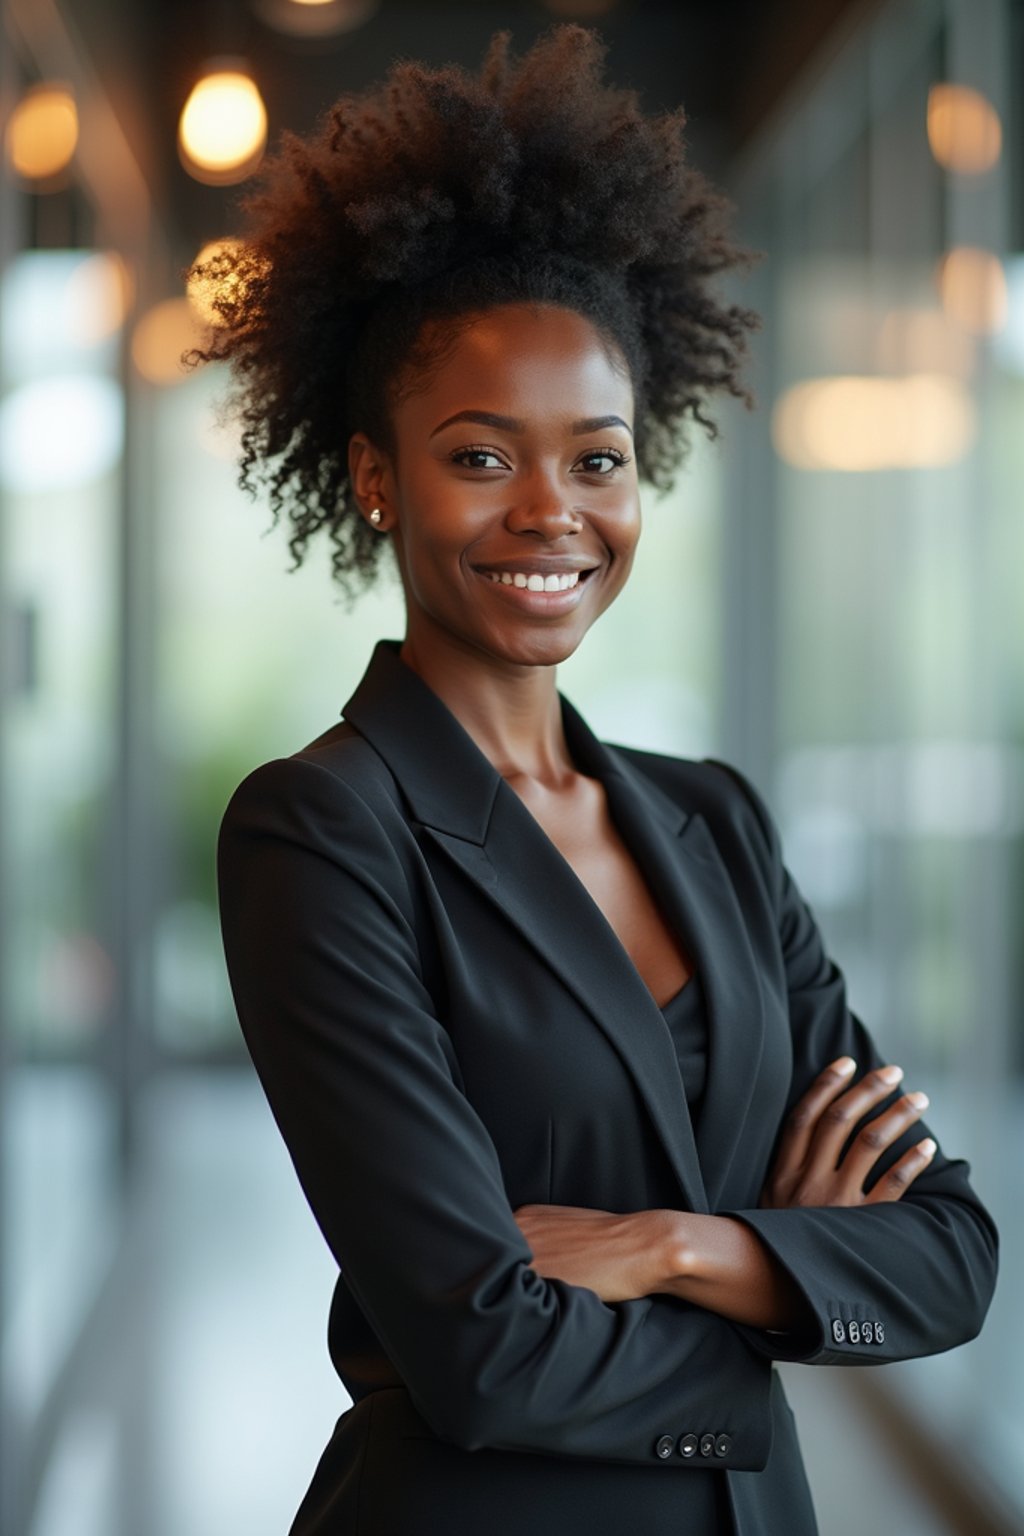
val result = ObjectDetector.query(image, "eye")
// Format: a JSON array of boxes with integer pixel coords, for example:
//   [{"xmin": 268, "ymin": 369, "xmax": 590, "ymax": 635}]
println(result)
[
  {"xmin": 576, "ymin": 448, "xmax": 631, "ymax": 474},
  {"xmin": 449, "ymin": 445, "xmax": 509, "ymax": 470}
]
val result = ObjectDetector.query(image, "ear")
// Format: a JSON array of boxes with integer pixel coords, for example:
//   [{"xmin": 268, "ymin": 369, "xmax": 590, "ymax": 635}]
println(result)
[{"xmin": 348, "ymin": 432, "xmax": 394, "ymax": 531}]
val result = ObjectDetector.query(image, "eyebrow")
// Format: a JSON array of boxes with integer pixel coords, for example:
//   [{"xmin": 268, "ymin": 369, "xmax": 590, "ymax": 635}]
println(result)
[{"xmin": 428, "ymin": 409, "xmax": 633, "ymax": 439}]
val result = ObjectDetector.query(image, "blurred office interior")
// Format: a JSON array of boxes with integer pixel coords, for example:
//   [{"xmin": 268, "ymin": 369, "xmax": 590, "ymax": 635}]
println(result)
[{"xmin": 1, "ymin": 0, "xmax": 1022, "ymax": 1532}]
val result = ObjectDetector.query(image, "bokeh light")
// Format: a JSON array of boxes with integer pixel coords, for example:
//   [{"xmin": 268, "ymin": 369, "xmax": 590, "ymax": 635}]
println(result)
[
  {"xmin": 772, "ymin": 373, "xmax": 976, "ymax": 471},
  {"xmin": 132, "ymin": 298, "xmax": 207, "ymax": 386},
  {"xmin": 927, "ymin": 83, "xmax": 1002, "ymax": 174},
  {"xmin": 4, "ymin": 83, "xmax": 79, "ymax": 183},
  {"xmin": 186, "ymin": 238, "xmax": 259, "ymax": 328},
  {"xmin": 938, "ymin": 246, "xmax": 1008, "ymax": 335},
  {"xmin": 0, "ymin": 376, "xmax": 124, "ymax": 492},
  {"xmin": 66, "ymin": 253, "xmax": 135, "ymax": 344}
]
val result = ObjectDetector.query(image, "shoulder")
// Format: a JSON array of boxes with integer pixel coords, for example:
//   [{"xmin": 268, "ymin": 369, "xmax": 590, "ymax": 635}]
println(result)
[
  {"xmin": 610, "ymin": 743, "xmax": 776, "ymax": 834},
  {"xmin": 218, "ymin": 719, "xmax": 412, "ymax": 857},
  {"xmin": 607, "ymin": 742, "xmax": 784, "ymax": 889}
]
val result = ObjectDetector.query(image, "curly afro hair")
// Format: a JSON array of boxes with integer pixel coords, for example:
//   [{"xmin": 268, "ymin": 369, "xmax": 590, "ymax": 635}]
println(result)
[{"xmin": 186, "ymin": 23, "xmax": 758, "ymax": 596}]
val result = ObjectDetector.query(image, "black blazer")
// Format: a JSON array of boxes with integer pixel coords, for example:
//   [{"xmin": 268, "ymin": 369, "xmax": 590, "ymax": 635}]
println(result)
[{"xmin": 217, "ymin": 639, "xmax": 998, "ymax": 1536}]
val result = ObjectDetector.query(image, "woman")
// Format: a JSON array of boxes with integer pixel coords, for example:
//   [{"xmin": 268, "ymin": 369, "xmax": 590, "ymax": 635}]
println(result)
[{"xmin": 203, "ymin": 26, "xmax": 998, "ymax": 1535}]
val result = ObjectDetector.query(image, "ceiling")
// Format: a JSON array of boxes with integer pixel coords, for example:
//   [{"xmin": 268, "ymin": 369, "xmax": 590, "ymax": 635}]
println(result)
[{"xmin": 47, "ymin": 0, "xmax": 870, "ymax": 263}]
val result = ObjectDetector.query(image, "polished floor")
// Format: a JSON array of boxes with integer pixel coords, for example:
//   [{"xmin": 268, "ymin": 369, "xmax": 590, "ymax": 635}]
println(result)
[{"xmin": 26, "ymin": 1070, "xmax": 958, "ymax": 1536}]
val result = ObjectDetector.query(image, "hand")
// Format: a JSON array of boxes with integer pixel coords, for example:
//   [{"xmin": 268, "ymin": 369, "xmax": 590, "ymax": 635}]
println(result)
[
  {"xmin": 511, "ymin": 1203, "xmax": 682, "ymax": 1303},
  {"xmin": 760, "ymin": 1057, "xmax": 937, "ymax": 1210}
]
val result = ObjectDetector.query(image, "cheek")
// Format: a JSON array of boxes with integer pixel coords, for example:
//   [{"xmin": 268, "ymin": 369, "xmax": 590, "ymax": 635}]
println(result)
[
  {"xmin": 391, "ymin": 506, "xmax": 476, "ymax": 614},
  {"xmin": 606, "ymin": 494, "xmax": 642, "ymax": 565}
]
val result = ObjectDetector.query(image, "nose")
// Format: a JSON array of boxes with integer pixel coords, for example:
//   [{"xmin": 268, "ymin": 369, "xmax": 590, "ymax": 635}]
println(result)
[{"xmin": 504, "ymin": 474, "xmax": 582, "ymax": 538}]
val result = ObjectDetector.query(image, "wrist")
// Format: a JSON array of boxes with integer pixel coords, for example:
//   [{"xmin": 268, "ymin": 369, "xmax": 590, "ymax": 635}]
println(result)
[{"xmin": 652, "ymin": 1210, "xmax": 700, "ymax": 1297}]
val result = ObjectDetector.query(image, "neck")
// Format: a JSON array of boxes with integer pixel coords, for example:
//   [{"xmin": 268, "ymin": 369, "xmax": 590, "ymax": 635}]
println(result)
[{"xmin": 398, "ymin": 633, "xmax": 574, "ymax": 785}]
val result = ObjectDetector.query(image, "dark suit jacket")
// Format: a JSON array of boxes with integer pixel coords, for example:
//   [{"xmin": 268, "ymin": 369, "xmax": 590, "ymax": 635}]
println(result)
[{"xmin": 217, "ymin": 638, "xmax": 998, "ymax": 1536}]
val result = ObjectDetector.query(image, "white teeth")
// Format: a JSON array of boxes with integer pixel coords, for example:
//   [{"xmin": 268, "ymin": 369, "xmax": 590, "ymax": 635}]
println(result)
[{"xmin": 483, "ymin": 569, "xmax": 584, "ymax": 590}]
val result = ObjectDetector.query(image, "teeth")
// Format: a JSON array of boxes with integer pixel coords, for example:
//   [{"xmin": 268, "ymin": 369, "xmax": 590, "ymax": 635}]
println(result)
[{"xmin": 484, "ymin": 570, "xmax": 583, "ymax": 591}]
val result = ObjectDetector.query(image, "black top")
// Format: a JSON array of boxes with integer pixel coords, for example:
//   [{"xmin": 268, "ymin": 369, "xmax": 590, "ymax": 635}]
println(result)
[{"xmin": 660, "ymin": 969, "xmax": 708, "ymax": 1128}]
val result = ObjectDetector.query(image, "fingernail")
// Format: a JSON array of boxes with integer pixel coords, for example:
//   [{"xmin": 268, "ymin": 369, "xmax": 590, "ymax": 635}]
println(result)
[
  {"xmin": 878, "ymin": 1065, "xmax": 904, "ymax": 1085},
  {"xmin": 834, "ymin": 1057, "xmax": 856, "ymax": 1075},
  {"xmin": 919, "ymin": 1137, "xmax": 937, "ymax": 1156},
  {"xmin": 907, "ymin": 1091, "xmax": 929, "ymax": 1110}
]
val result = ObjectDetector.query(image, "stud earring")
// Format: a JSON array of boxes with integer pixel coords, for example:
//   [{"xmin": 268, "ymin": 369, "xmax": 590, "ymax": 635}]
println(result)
[{"xmin": 369, "ymin": 508, "xmax": 382, "ymax": 526}]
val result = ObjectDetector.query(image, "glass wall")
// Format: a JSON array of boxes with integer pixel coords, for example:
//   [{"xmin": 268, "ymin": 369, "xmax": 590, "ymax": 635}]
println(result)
[
  {"xmin": 0, "ymin": 4, "xmax": 155, "ymax": 1525},
  {"xmin": 1, "ymin": 249, "xmax": 125, "ymax": 1528},
  {"xmin": 724, "ymin": 0, "xmax": 1021, "ymax": 1517}
]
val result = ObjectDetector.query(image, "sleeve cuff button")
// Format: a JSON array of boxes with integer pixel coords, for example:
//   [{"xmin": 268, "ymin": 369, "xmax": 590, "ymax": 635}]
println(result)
[{"xmin": 655, "ymin": 1435, "xmax": 674, "ymax": 1459}]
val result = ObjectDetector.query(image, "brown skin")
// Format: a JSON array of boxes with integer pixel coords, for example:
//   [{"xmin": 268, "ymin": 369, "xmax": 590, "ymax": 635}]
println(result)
[{"xmin": 349, "ymin": 301, "xmax": 936, "ymax": 1332}]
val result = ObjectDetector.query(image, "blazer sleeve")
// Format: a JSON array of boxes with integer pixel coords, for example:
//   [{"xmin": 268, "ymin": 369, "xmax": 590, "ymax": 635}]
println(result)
[
  {"xmin": 217, "ymin": 754, "xmax": 776, "ymax": 1468},
  {"xmin": 702, "ymin": 758, "xmax": 999, "ymax": 1368}
]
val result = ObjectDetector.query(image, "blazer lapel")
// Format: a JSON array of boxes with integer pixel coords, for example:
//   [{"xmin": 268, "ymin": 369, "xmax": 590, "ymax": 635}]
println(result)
[
  {"xmin": 341, "ymin": 642, "xmax": 763, "ymax": 1214},
  {"xmin": 426, "ymin": 782, "xmax": 709, "ymax": 1216},
  {"xmin": 571, "ymin": 718, "xmax": 768, "ymax": 1211}
]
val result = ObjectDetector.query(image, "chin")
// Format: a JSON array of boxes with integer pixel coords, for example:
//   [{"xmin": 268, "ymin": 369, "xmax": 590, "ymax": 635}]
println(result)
[{"xmin": 481, "ymin": 626, "xmax": 587, "ymax": 669}]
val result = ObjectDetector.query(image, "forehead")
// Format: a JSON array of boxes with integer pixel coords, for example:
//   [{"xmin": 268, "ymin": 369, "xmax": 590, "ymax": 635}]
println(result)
[{"xmin": 396, "ymin": 304, "xmax": 634, "ymax": 426}]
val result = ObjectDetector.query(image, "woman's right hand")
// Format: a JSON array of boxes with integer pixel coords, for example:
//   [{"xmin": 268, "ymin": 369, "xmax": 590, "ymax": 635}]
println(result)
[{"xmin": 760, "ymin": 1058, "xmax": 937, "ymax": 1210}]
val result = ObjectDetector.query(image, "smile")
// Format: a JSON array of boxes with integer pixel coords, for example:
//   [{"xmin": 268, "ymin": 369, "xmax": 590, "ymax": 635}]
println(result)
[{"xmin": 484, "ymin": 570, "xmax": 581, "ymax": 591}]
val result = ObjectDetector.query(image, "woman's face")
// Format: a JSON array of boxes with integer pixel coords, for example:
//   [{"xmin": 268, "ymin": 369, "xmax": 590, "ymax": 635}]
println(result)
[{"xmin": 359, "ymin": 303, "xmax": 640, "ymax": 672}]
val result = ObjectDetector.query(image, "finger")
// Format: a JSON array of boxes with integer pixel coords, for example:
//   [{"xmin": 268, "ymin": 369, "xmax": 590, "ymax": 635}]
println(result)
[
  {"xmin": 772, "ymin": 1057, "xmax": 858, "ymax": 1176},
  {"xmin": 836, "ymin": 1090, "xmax": 930, "ymax": 1192},
  {"xmin": 804, "ymin": 1063, "xmax": 908, "ymax": 1175},
  {"xmin": 862, "ymin": 1136, "xmax": 937, "ymax": 1204}
]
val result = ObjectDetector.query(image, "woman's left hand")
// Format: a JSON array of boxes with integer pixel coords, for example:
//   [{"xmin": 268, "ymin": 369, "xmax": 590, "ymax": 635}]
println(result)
[{"xmin": 511, "ymin": 1203, "xmax": 681, "ymax": 1302}]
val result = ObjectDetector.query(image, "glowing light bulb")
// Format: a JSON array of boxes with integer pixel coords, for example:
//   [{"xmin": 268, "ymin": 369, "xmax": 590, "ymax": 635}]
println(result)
[
  {"xmin": 254, "ymin": 0, "xmax": 379, "ymax": 34},
  {"xmin": 178, "ymin": 65, "xmax": 267, "ymax": 185}
]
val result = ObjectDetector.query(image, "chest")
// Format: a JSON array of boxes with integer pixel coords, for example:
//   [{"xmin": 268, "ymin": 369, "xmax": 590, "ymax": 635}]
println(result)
[
  {"xmin": 410, "ymin": 767, "xmax": 795, "ymax": 1217},
  {"xmin": 508, "ymin": 771, "xmax": 694, "ymax": 1007}
]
